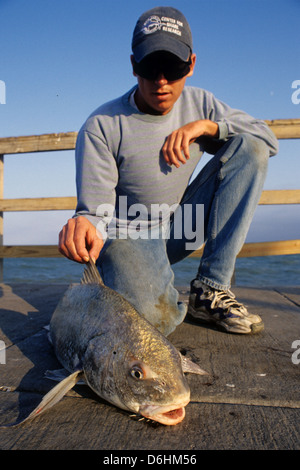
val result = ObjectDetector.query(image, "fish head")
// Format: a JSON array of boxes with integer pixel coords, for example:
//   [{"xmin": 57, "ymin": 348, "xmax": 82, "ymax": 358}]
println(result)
[
  {"xmin": 123, "ymin": 348, "xmax": 191, "ymax": 426},
  {"xmin": 82, "ymin": 332, "xmax": 191, "ymax": 426}
]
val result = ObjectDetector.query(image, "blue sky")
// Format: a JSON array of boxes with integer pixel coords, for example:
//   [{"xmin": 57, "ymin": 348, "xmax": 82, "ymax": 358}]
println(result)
[{"xmin": 0, "ymin": 0, "xmax": 299, "ymax": 245}]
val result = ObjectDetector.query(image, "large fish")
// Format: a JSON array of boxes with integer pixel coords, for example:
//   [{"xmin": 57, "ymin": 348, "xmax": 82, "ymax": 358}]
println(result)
[{"xmin": 14, "ymin": 261, "xmax": 207, "ymax": 426}]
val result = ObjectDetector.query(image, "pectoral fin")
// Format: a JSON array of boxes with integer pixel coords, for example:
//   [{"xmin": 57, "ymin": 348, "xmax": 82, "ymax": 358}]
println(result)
[
  {"xmin": 2, "ymin": 369, "xmax": 83, "ymax": 427},
  {"xmin": 180, "ymin": 354, "xmax": 208, "ymax": 375},
  {"xmin": 45, "ymin": 368, "xmax": 86, "ymax": 385}
]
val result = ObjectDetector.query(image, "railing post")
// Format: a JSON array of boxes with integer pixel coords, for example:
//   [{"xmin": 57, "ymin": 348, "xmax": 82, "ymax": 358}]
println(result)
[{"xmin": 0, "ymin": 154, "xmax": 3, "ymax": 282}]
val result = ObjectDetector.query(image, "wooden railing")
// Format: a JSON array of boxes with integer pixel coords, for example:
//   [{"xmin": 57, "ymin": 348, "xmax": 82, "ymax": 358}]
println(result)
[{"xmin": 0, "ymin": 119, "xmax": 299, "ymax": 276}]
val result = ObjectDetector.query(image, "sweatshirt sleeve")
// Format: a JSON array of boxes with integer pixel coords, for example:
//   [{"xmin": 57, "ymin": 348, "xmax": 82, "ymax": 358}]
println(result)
[
  {"xmin": 74, "ymin": 128, "xmax": 119, "ymax": 234},
  {"xmin": 205, "ymin": 91, "xmax": 279, "ymax": 157}
]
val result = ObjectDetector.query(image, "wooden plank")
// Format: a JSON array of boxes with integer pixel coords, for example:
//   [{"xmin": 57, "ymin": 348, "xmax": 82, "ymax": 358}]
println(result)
[
  {"xmin": 0, "ymin": 239, "xmax": 299, "ymax": 259},
  {"xmin": 0, "ymin": 245, "xmax": 61, "ymax": 258},
  {"xmin": 176, "ymin": 287, "xmax": 300, "ymax": 407},
  {"xmin": 0, "ymin": 190, "xmax": 299, "ymax": 213},
  {"xmin": 190, "ymin": 239, "xmax": 300, "ymax": 259},
  {"xmin": 237, "ymin": 240, "xmax": 300, "ymax": 257},
  {"xmin": 0, "ymin": 119, "xmax": 299, "ymax": 156},
  {"xmin": 0, "ymin": 196, "xmax": 77, "ymax": 212},
  {"xmin": 265, "ymin": 118, "xmax": 300, "ymax": 139},
  {"xmin": 259, "ymin": 189, "xmax": 300, "ymax": 205},
  {"xmin": 0, "ymin": 132, "xmax": 77, "ymax": 155}
]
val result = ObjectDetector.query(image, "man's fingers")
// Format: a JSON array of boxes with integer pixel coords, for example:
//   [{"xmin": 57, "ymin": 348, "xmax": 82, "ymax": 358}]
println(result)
[
  {"xmin": 162, "ymin": 130, "xmax": 191, "ymax": 167},
  {"xmin": 88, "ymin": 238, "xmax": 104, "ymax": 264},
  {"xmin": 181, "ymin": 133, "xmax": 191, "ymax": 161},
  {"xmin": 163, "ymin": 131, "xmax": 187, "ymax": 167},
  {"xmin": 63, "ymin": 219, "xmax": 87, "ymax": 263},
  {"xmin": 58, "ymin": 217, "xmax": 99, "ymax": 264},
  {"xmin": 172, "ymin": 131, "xmax": 188, "ymax": 164},
  {"xmin": 85, "ymin": 227, "xmax": 104, "ymax": 263},
  {"xmin": 162, "ymin": 120, "xmax": 216, "ymax": 167},
  {"xmin": 58, "ymin": 222, "xmax": 79, "ymax": 262},
  {"xmin": 73, "ymin": 219, "xmax": 93, "ymax": 262}
]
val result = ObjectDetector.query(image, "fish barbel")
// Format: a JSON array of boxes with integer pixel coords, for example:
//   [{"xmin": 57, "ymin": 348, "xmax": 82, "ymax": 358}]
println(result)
[{"xmin": 9, "ymin": 261, "xmax": 207, "ymax": 426}]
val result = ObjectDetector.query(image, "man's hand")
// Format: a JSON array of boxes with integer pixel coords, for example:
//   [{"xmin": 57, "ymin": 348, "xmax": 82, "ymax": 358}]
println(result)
[
  {"xmin": 162, "ymin": 119, "xmax": 219, "ymax": 168},
  {"xmin": 58, "ymin": 216, "xmax": 104, "ymax": 263}
]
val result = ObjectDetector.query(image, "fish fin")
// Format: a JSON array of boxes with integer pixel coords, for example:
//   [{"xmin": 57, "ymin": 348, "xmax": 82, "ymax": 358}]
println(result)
[
  {"xmin": 42, "ymin": 324, "xmax": 53, "ymax": 344},
  {"xmin": 81, "ymin": 260, "xmax": 104, "ymax": 286},
  {"xmin": 45, "ymin": 368, "xmax": 86, "ymax": 385},
  {"xmin": 180, "ymin": 354, "xmax": 209, "ymax": 375},
  {"xmin": 2, "ymin": 370, "xmax": 84, "ymax": 427}
]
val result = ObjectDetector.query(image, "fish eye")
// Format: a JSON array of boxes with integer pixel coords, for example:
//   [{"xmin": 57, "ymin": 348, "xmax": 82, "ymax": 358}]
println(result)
[{"xmin": 130, "ymin": 366, "xmax": 144, "ymax": 380}]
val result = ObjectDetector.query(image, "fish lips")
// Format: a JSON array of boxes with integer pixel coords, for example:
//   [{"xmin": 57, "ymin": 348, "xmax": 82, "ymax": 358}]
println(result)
[{"xmin": 138, "ymin": 397, "xmax": 190, "ymax": 426}]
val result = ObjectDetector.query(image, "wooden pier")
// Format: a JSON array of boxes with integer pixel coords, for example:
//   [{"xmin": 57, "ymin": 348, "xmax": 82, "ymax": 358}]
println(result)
[
  {"xmin": 0, "ymin": 120, "xmax": 299, "ymax": 450},
  {"xmin": 0, "ymin": 283, "xmax": 299, "ymax": 450}
]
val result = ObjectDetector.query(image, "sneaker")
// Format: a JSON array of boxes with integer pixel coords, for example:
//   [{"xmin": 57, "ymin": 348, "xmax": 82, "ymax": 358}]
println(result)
[{"xmin": 188, "ymin": 279, "xmax": 264, "ymax": 334}]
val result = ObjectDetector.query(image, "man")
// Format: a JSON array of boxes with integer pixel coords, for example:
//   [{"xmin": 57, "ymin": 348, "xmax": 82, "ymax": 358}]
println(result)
[{"xmin": 59, "ymin": 6, "xmax": 278, "ymax": 336}]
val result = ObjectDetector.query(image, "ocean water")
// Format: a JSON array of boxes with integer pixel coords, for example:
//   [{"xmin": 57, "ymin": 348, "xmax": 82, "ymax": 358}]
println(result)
[{"xmin": 1, "ymin": 254, "xmax": 299, "ymax": 287}]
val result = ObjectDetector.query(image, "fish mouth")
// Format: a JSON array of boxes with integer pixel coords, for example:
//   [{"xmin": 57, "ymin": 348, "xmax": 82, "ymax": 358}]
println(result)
[{"xmin": 139, "ymin": 399, "xmax": 189, "ymax": 426}]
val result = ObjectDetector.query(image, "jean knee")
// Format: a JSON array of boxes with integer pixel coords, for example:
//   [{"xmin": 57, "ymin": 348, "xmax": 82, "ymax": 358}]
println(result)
[
  {"xmin": 240, "ymin": 134, "xmax": 269, "ymax": 167},
  {"xmin": 235, "ymin": 133, "xmax": 269, "ymax": 172}
]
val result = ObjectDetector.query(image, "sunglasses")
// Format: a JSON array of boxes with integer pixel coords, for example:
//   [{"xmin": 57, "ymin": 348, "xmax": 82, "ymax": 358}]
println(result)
[{"xmin": 133, "ymin": 52, "xmax": 192, "ymax": 81}]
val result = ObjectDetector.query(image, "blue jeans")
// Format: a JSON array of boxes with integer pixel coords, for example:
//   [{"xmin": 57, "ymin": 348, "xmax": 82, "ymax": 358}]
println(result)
[{"xmin": 97, "ymin": 134, "xmax": 269, "ymax": 336}]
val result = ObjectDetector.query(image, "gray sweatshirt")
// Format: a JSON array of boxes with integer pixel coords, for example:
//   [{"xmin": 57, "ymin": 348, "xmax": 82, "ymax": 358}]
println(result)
[{"xmin": 74, "ymin": 85, "xmax": 278, "ymax": 233}]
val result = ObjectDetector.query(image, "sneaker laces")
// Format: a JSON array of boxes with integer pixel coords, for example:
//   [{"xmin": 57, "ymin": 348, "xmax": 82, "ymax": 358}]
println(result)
[{"xmin": 205, "ymin": 288, "xmax": 248, "ymax": 314}]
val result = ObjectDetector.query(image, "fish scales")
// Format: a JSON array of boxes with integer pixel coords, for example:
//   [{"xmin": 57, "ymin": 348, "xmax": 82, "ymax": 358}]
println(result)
[
  {"xmin": 3, "ymin": 260, "xmax": 208, "ymax": 427},
  {"xmin": 51, "ymin": 276, "xmax": 187, "ymax": 411},
  {"xmin": 51, "ymin": 282, "xmax": 180, "ymax": 373}
]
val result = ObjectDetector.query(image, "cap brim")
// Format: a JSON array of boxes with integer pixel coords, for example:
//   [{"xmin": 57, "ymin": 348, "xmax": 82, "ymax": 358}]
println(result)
[{"xmin": 133, "ymin": 33, "xmax": 191, "ymax": 63}]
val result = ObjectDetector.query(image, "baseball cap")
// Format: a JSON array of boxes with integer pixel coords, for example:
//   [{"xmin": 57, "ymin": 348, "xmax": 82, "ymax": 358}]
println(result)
[{"xmin": 132, "ymin": 6, "xmax": 193, "ymax": 63}]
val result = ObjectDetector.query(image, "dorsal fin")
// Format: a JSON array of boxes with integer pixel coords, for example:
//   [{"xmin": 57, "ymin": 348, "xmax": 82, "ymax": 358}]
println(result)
[{"xmin": 81, "ymin": 260, "xmax": 104, "ymax": 286}]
